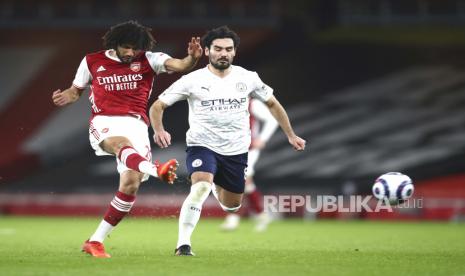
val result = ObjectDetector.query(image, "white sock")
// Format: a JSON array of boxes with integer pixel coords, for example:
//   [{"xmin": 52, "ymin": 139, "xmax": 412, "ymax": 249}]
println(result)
[
  {"xmin": 177, "ymin": 181, "xmax": 211, "ymax": 248},
  {"xmin": 89, "ymin": 220, "xmax": 114, "ymax": 243},
  {"xmin": 138, "ymin": 161, "xmax": 158, "ymax": 177}
]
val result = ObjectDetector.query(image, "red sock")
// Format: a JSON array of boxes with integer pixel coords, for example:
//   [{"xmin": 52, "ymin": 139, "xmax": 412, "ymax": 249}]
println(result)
[
  {"xmin": 103, "ymin": 191, "xmax": 136, "ymax": 226},
  {"xmin": 247, "ymin": 189, "xmax": 263, "ymax": 214},
  {"xmin": 118, "ymin": 146, "xmax": 147, "ymax": 172}
]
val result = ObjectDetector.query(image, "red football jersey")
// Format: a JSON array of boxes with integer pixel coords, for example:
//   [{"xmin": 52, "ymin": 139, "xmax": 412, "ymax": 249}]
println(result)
[{"xmin": 72, "ymin": 50, "xmax": 171, "ymax": 124}]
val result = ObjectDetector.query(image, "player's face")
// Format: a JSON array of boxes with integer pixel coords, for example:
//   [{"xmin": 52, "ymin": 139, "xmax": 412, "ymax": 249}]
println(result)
[
  {"xmin": 116, "ymin": 44, "xmax": 141, "ymax": 64},
  {"xmin": 206, "ymin": 38, "xmax": 235, "ymax": 70}
]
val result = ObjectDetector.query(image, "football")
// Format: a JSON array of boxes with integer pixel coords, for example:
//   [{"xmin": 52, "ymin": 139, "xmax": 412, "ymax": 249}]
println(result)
[{"xmin": 372, "ymin": 172, "xmax": 414, "ymax": 205}]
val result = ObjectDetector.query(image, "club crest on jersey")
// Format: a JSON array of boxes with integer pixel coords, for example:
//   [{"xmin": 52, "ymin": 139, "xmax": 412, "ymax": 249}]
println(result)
[
  {"xmin": 101, "ymin": 128, "xmax": 109, "ymax": 133},
  {"xmin": 236, "ymin": 82, "xmax": 247, "ymax": 92},
  {"xmin": 130, "ymin": 62, "xmax": 141, "ymax": 72}
]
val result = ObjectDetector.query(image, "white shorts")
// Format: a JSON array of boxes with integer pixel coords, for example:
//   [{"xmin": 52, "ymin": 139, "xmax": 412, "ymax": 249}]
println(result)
[
  {"xmin": 246, "ymin": 149, "xmax": 261, "ymax": 177},
  {"xmin": 89, "ymin": 115, "xmax": 152, "ymax": 181}
]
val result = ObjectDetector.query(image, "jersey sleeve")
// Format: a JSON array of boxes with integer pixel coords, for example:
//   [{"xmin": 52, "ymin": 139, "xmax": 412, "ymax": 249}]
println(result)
[
  {"xmin": 158, "ymin": 76, "xmax": 190, "ymax": 106},
  {"xmin": 249, "ymin": 72, "xmax": 273, "ymax": 102},
  {"xmin": 250, "ymin": 99, "xmax": 279, "ymax": 142},
  {"xmin": 72, "ymin": 57, "xmax": 91, "ymax": 89},
  {"xmin": 146, "ymin": 52, "xmax": 172, "ymax": 74}
]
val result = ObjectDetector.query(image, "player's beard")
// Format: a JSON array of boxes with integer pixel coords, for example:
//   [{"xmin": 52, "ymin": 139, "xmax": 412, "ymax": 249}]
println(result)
[
  {"xmin": 210, "ymin": 57, "xmax": 232, "ymax": 71},
  {"xmin": 116, "ymin": 51, "xmax": 134, "ymax": 64}
]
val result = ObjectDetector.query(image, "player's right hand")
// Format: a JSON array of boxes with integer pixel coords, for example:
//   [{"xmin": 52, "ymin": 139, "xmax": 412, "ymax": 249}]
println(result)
[
  {"xmin": 52, "ymin": 89, "xmax": 71, "ymax": 106},
  {"xmin": 154, "ymin": 130, "xmax": 172, "ymax": 148}
]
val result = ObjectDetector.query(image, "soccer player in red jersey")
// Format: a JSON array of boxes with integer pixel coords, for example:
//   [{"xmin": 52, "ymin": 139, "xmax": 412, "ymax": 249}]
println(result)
[{"xmin": 52, "ymin": 21, "xmax": 202, "ymax": 258}]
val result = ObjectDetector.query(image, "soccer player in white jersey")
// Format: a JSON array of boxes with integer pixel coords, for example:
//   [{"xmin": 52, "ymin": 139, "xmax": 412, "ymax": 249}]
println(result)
[
  {"xmin": 51, "ymin": 21, "xmax": 202, "ymax": 258},
  {"xmin": 220, "ymin": 98, "xmax": 279, "ymax": 232},
  {"xmin": 150, "ymin": 26, "xmax": 306, "ymax": 256}
]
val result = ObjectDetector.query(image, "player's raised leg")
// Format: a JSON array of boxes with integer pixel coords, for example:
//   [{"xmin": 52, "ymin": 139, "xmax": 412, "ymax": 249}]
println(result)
[{"xmin": 108, "ymin": 137, "xmax": 178, "ymax": 183}]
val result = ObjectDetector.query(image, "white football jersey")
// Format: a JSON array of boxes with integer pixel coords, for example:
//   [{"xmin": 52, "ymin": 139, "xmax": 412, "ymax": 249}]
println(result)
[{"xmin": 159, "ymin": 65, "xmax": 273, "ymax": 155}]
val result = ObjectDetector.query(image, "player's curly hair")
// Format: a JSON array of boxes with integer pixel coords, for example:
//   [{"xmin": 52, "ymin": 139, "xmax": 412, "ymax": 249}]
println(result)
[
  {"xmin": 201, "ymin": 25, "xmax": 240, "ymax": 49},
  {"xmin": 102, "ymin": 20, "xmax": 156, "ymax": 51}
]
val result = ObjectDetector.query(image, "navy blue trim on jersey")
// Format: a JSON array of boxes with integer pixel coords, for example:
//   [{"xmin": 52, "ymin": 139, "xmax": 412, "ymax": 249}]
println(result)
[{"xmin": 186, "ymin": 146, "xmax": 248, "ymax": 194}]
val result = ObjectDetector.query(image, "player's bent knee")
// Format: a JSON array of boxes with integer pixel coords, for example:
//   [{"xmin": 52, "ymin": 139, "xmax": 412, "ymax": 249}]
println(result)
[
  {"xmin": 102, "ymin": 137, "xmax": 132, "ymax": 155},
  {"xmin": 125, "ymin": 186, "xmax": 138, "ymax": 195},
  {"xmin": 119, "ymin": 173, "xmax": 142, "ymax": 195},
  {"xmin": 120, "ymin": 180, "xmax": 140, "ymax": 195}
]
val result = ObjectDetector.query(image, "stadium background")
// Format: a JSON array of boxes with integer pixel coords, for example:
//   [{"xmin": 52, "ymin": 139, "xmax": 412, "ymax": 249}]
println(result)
[{"xmin": 1, "ymin": 0, "xmax": 465, "ymax": 221}]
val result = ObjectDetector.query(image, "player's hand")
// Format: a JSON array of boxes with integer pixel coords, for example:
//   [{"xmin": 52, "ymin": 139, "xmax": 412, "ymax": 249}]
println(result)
[
  {"xmin": 154, "ymin": 130, "xmax": 172, "ymax": 149},
  {"xmin": 251, "ymin": 139, "xmax": 266, "ymax": 150},
  {"xmin": 288, "ymin": 135, "xmax": 306, "ymax": 151},
  {"xmin": 188, "ymin": 37, "xmax": 202, "ymax": 60},
  {"xmin": 52, "ymin": 89, "xmax": 72, "ymax": 106}
]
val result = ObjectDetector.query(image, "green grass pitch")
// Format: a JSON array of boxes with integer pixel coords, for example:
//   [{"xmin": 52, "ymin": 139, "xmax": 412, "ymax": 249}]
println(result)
[{"xmin": 0, "ymin": 217, "xmax": 464, "ymax": 276}]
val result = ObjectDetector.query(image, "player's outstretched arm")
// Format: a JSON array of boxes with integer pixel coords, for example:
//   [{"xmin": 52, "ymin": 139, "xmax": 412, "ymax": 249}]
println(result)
[
  {"xmin": 265, "ymin": 95, "xmax": 306, "ymax": 151},
  {"xmin": 52, "ymin": 86, "xmax": 83, "ymax": 107},
  {"xmin": 164, "ymin": 37, "xmax": 202, "ymax": 72},
  {"xmin": 149, "ymin": 100, "xmax": 172, "ymax": 149}
]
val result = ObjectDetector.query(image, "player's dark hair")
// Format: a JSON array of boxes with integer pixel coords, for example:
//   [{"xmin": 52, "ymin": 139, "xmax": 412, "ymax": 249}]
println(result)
[
  {"xmin": 201, "ymin": 25, "xmax": 240, "ymax": 49},
  {"xmin": 102, "ymin": 20, "xmax": 156, "ymax": 51}
]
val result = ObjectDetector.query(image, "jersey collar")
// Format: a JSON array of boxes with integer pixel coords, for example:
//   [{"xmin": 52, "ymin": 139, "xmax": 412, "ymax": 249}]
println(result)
[{"xmin": 105, "ymin": 49, "xmax": 122, "ymax": 62}]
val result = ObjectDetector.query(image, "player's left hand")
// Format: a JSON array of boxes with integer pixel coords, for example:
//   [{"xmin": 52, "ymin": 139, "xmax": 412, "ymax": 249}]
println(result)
[
  {"xmin": 188, "ymin": 37, "xmax": 202, "ymax": 60},
  {"xmin": 288, "ymin": 135, "xmax": 306, "ymax": 151}
]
